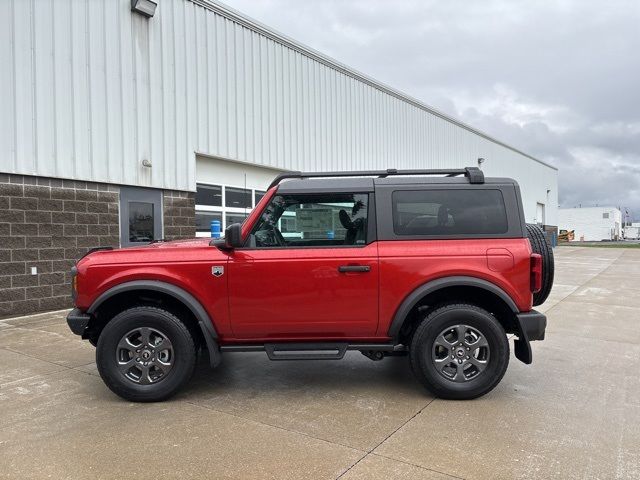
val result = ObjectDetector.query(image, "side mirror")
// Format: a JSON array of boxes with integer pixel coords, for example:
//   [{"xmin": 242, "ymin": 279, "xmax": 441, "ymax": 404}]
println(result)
[{"xmin": 211, "ymin": 223, "xmax": 243, "ymax": 250}]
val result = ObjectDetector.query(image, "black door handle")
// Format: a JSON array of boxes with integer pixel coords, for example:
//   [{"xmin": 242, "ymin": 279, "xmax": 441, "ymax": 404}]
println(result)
[{"xmin": 338, "ymin": 265, "xmax": 371, "ymax": 273}]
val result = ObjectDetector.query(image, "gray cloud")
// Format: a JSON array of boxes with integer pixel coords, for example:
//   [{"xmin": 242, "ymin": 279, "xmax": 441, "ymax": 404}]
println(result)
[{"xmin": 225, "ymin": 0, "xmax": 640, "ymax": 219}]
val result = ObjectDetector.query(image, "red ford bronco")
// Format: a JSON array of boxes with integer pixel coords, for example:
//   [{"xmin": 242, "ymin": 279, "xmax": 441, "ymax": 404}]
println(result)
[{"xmin": 67, "ymin": 167, "xmax": 553, "ymax": 402}]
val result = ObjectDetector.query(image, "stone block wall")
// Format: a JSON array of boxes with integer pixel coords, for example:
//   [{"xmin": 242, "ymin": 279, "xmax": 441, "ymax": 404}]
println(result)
[
  {"xmin": 0, "ymin": 174, "xmax": 120, "ymax": 318},
  {"xmin": 163, "ymin": 190, "xmax": 196, "ymax": 241}
]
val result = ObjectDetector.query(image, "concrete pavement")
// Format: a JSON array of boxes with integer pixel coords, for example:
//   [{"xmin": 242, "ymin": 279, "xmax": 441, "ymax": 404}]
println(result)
[{"xmin": 1, "ymin": 247, "xmax": 639, "ymax": 479}]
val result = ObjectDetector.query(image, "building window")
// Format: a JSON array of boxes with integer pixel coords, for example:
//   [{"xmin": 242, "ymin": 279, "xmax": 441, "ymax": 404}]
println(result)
[
  {"xmin": 195, "ymin": 183, "xmax": 267, "ymax": 237},
  {"xmin": 225, "ymin": 187, "xmax": 252, "ymax": 209},
  {"xmin": 195, "ymin": 212, "xmax": 223, "ymax": 233},
  {"xmin": 195, "ymin": 184, "xmax": 222, "ymax": 207},
  {"xmin": 603, "ymin": 213, "xmax": 609, "ymax": 219},
  {"xmin": 129, "ymin": 202, "xmax": 155, "ymax": 242}
]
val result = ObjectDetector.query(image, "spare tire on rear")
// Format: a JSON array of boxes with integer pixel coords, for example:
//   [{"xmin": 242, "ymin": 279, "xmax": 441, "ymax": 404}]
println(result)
[{"xmin": 526, "ymin": 224, "xmax": 554, "ymax": 306}]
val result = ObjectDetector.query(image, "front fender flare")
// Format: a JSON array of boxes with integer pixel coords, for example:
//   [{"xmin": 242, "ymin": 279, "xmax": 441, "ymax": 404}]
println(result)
[{"xmin": 87, "ymin": 280, "xmax": 221, "ymax": 367}]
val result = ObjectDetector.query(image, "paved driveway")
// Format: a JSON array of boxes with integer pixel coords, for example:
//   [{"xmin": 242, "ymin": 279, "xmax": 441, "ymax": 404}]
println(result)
[{"xmin": 1, "ymin": 247, "xmax": 639, "ymax": 479}]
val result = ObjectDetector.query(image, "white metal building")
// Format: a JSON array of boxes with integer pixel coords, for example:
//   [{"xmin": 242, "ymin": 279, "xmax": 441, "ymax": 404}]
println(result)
[
  {"xmin": 558, "ymin": 207, "xmax": 622, "ymax": 242},
  {"xmin": 0, "ymin": 0, "xmax": 558, "ymax": 316}
]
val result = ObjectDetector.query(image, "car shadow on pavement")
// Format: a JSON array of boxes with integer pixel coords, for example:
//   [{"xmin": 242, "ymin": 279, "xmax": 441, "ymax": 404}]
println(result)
[{"xmin": 182, "ymin": 350, "xmax": 425, "ymax": 399}]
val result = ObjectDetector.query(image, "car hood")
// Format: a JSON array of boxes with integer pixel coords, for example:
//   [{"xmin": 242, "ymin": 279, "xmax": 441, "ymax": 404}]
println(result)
[{"xmin": 78, "ymin": 238, "xmax": 228, "ymax": 267}]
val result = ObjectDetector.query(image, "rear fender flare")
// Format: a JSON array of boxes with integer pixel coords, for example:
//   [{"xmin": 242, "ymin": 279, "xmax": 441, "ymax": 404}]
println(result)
[{"xmin": 387, "ymin": 276, "xmax": 519, "ymax": 340}]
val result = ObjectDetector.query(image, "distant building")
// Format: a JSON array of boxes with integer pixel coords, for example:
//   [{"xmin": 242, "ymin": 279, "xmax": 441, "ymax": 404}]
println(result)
[
  {"xmin": 624, "ymin": 222, "xmax": 640, "ymax": 240},
  {"xmin": 558, "ymin": 207, "xmax": 622, "ymax": 241}
]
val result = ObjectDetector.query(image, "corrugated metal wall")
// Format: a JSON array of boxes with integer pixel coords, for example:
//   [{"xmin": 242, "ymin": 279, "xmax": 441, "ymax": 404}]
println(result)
[{"xmin": 0, "ymin": 0, "xmax": 557, "ymax": 223}]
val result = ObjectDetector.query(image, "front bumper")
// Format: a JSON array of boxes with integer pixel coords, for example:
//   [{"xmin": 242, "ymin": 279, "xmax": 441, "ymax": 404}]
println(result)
[
  {"xmin": 67, "ymin": 308, "xmax": 91, "ymax": 336},
  {"xmin": 516, "ymin": 310, "xmax": 547, "ymax": 341}
]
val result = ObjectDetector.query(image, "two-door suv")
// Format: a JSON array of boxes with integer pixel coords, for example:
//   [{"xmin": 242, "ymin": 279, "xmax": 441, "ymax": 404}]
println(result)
[{"xmin": 67, "ymin": 167, "xmax": 553, "ymax": 401}]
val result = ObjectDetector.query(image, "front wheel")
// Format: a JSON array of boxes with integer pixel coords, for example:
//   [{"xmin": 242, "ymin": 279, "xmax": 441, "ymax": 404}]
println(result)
[
  {"xmin": 409, "ymin": 303, "xmax": 509, "ymax": 400},
  {"xmin": 96, "ymin": 306, "xmax": 196, "ymax": 402}
]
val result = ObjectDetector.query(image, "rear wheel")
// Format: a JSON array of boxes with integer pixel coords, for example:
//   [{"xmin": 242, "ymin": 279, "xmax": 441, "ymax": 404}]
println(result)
[
  {"xmin": 96, "ymin": 306, "xmax": 196, "ymax": 402},
  {"xmin": 526, "ymin": 223, "xmax": 554, "ymax": 306},
  {"xmin": 409, "ymin": 303, "xmax": 509, "ymax": 400}
]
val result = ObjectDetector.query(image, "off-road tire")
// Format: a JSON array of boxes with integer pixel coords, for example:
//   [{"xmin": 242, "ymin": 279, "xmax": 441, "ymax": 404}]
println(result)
[
  {"xmin": 96, "ymin": 306, "xmax": 196, "ymax": 402},
  {"xmin": 526, "ymin": 223, "xmax": 554, "ymax": 306},
  {"xmin": 409, "ymin": 303, "xmax": 510, "ymax": 400}
]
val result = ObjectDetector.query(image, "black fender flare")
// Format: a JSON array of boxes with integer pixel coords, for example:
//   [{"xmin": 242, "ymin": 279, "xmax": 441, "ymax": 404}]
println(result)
[
  {"xmin": 88, "ymin": 280, "xmax": 221, "ymax": 367},
  {"xmin": 387, "ymin": 276, "xmax": 519, "ymax": 339}
]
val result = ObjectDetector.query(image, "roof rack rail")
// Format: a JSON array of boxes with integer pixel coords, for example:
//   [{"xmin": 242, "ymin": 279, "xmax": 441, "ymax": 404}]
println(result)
[{"xmin": 268, "ymin": 166, "xmax": 484, "ymax": 189}]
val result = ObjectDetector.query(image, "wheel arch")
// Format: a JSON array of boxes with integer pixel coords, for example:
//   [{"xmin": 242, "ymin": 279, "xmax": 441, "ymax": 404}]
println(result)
[
  {"xmin": 87, "ymin": 280, "xmax": 221, "ymax": 367},
  {"xmin": 388, "ymin": 276, "xmax": 520, "ymax": 343}
]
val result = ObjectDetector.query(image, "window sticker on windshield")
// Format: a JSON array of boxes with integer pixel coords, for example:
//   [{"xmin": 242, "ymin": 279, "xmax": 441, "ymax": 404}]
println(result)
[{"xmin": 295, "ymin": 208, "xmax": 333, "ymax": 232}]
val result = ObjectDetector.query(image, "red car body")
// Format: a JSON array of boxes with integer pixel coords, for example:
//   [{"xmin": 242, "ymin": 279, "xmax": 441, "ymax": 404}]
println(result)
[{"xmin": 67, "ymin": 168, "xmax": 551, "ymax": 401}]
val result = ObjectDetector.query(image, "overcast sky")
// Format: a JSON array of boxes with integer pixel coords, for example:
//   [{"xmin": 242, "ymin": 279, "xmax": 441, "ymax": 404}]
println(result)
[{"xmin": 224, "ymin": 0, "xmax": 640, "ymax": 221}]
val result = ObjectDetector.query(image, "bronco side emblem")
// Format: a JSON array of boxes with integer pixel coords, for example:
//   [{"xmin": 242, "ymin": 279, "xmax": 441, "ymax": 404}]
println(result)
[{"xmin": 211, "ymin": 266, "xmax": 224, "ymax": 277}]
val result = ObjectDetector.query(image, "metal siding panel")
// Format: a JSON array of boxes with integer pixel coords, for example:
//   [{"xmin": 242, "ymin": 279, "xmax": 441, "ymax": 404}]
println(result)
[
  {"xmin": 206, "ymin": 12, "xmax": 217, "ymax": 154},
  {"xmin": 215, "ymin": 14, "xmax": 227, "ymax": 157},
  {"xmin": 184, "ymin": 1, "xmax": 197, "ymax": 189},
  {"xmin": 148, "ymin": 0, "xmax": 165, "ymax": 187},
  {"xmin": 0, "ymin": 0, "xmax": 16, "ymax": 172},
  {"xmin": 159, "ymin": 0, "xmax": 177, "ymax": 188},
  {"xmin": 174, "ymin": 0, "xmax": 188, "ymax": 189},
  {"xmin": 51, "ymin": 0, "xmax": 74, "ymax": 179},
  {"xmin": 118, "ymin": 0, "xmax": 135, "ymax": 186},
  {"xmin": 235, "ymin": 24, "xmax": 245, "ymax": 162},
  {"xmin": 225, "ymin": 17, "xmax": 236, "ymax": 160},
  {"xmin": 88, "ymin": 0, "xmax": 110, "ymax": 183},
  {"xmin": 33, "ymin": 0, "xmax": 56, "ymax": 176},
  {"xmin": 104, "ymin": 0, "xmax": 123, "ymax": 184},
  {"xmin": 195, "ymin": 6, "xmax": 208, "ymax": 153},
  {"xmin": 13, "ymin": 0, "xmax": 36, "ymax": 174}
]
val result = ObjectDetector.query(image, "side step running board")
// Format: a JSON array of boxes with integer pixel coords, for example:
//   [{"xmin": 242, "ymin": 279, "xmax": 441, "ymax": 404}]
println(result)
[
  {"xmin": 266, "ymin": 343, "xmax": 347, "ymax": 361},
  {"xmin": 219, "ymin": 342, "xmax": 397, "ymax": 361}
]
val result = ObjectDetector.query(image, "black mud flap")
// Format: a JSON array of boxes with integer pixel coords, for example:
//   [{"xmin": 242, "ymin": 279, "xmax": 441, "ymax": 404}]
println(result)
[
  {"xmin": 198, "ymin": 321, "xmax": 222, "ymax": 368},
  {"xmin": 514, "ymin": 337, "xmax": 532, "ymax": 364}
]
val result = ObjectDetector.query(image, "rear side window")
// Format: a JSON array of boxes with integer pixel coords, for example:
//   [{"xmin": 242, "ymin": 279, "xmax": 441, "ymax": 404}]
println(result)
[{"xmin": 392, "ymin": 189, "xmax": 508, "ymax": 236}]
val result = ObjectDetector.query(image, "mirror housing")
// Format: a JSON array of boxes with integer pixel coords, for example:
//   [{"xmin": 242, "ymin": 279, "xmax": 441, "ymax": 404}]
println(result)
[{"xmin": 211, "ymin": 223, "xmax": 243, "ymax": 250}]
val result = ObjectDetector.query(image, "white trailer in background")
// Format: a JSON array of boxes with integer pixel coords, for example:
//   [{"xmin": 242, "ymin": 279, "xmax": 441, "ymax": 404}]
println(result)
[{"xmin": 558, "ymin": 207, "xmax": 622, "ymax": 241}]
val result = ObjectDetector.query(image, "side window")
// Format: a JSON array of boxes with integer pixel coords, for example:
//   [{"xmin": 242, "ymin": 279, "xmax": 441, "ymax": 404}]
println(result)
[
  {"xmin": 392, "ymin": 189, "xmax": 508, "ymax": 236},
  {"xmin": 249, "ymin": 193, "xmax": 369, "ymax": 248}
]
